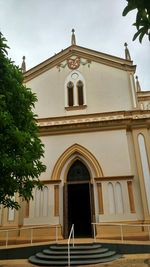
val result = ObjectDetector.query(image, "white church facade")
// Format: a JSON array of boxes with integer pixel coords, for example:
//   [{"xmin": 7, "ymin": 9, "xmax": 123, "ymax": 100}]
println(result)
[{"xmin": 1, "ymin": 31, "xmax": 150, "ymax": 239}]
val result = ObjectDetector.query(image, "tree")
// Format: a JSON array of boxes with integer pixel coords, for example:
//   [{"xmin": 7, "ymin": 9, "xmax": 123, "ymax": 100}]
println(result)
[
  {"xmin": 0, "ymin": 32, "xmax": 46, "ymax": 209},
  {"xmin": 122, "ymin": 0, "xmax": 150, "ymax": 43}
]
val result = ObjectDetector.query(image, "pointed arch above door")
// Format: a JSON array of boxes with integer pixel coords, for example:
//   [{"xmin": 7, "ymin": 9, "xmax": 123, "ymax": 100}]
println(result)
[{"xmin": 51, "ymin": 143, "xmax": 103, "ymax": 180}]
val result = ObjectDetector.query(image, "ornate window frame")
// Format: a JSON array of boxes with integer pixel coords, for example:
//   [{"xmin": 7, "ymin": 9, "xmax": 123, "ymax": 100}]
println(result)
[{"xmin": 65, "ymin": 70, "xmax": 87, "ymax": 110}]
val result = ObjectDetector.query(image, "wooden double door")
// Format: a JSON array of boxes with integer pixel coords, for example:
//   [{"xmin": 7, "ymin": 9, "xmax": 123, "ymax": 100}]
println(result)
[{"xmin": 63, "ymin": 160, "xmax": 95, "ymax": 238}]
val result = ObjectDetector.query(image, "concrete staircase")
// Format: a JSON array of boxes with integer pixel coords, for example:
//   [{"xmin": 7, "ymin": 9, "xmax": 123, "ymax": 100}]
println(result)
[{"xmin": 29, "ymin": 243, "xmax": 121, "ymax": 266}]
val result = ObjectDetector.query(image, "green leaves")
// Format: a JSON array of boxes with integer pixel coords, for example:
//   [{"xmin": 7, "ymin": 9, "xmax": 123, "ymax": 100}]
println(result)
[
  {"xmin": 0, "ymin": 32, "xmax": 46, "ymax": 209},
  {"xmin": 122, "ymin": 1, "xmax": 137, "ymax": 16},
  {"xmin": 122, "ymin": 0, "xmax": 150, "ymax": 43}
]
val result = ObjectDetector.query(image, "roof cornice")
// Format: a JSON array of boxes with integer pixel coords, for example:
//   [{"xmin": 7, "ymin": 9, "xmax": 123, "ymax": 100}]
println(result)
[
  {"xmin": 24, "ymin": 45, "xmax": 136, "ymax": 82},
  {"xmin": 37, "ymin": 110, "xmax": 150, "ymax": 136},
  {"xmin": 137, "ymin": 91, "xmax": 150, "ymax": 101}
]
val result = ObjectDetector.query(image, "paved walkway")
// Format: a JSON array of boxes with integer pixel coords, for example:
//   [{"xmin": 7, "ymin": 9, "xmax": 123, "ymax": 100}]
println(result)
[{"xmin": 0, "ymin": 254, "xmax": 150, "ymax": 267}]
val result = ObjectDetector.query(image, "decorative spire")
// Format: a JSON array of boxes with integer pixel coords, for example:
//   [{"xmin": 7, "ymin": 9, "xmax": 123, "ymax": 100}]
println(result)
[
  {"xmin": 135, "ymin": 76, "xmax": 141, "ymax": 92},
  {"xmin": 71, "ymin": 29, "xmax": 76, "ymax": 45},
  {"xmin": 21, "ymin": 56, "xmax": 26, "ymax": 72},
  {"xmin": 124, "ymin": 43, "xmax": 131, "ymax": 60}
]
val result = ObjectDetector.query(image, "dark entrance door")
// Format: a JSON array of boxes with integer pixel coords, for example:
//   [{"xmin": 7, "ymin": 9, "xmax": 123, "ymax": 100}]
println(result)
[
  {"xmin": 64, "ymin": 159, "xmax": 93, "ymax": 238},
  {"xmin": 68, "ymin": 182, "xmax": 92, "ymax": 237}
]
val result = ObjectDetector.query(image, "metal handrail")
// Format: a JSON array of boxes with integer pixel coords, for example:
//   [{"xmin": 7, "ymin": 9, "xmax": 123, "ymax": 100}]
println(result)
[
  {"xmin": 68, "ymin": 224, "xmax": 74, "ymax": 267},
  {"xmin": 92, "ymin": 222, "xmax": 150, "ymax": 243},
  {"xmin": 0, "ymin": 224, "xmax": 59, "ymax": 248}
]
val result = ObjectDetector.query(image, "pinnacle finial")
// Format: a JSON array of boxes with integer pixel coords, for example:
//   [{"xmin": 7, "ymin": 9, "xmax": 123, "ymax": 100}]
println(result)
[
  {"xmin": 135, "ymin": 75, "xmax": 141, "ymax": 92},
  {"xmin": 124, "ymin": 42, "xmax": 131, "ymax": 60},
  {"xmin": 71, "ymin": 29, "xmax": 76, "ymax": 45},
  {"xmin": 21, "ymin": 56, "xmax": 26, "ymax": 72}
]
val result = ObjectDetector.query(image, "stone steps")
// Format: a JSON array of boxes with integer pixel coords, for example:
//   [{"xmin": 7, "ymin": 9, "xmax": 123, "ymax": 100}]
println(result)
[{"xmin": 29, "ymin": 242, "xmax": 121, "ymax": 266}]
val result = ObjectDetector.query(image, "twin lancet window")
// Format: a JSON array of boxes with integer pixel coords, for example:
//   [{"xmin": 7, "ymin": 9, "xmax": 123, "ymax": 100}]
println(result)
[{"xmin": 67, "ymin": 80, "xmax": 84, "ymax": 107}]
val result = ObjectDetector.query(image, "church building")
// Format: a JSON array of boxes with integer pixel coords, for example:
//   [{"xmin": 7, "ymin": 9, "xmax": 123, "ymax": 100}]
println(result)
[{"xmin": 1, "ymin": 30, "xmax": 150, "ymax": 239}]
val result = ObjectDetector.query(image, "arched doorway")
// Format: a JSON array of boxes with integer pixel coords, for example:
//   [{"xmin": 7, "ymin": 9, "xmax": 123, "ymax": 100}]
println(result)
[{"xmin": 63, "ymin": 160, "xmax": 94, "ymax": 238}]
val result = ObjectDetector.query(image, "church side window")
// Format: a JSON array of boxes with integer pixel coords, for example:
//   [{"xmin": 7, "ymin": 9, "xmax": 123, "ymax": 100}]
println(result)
[
  {"xmin": 67, "ymin": 81, "xmax": 74, "ymax": 106},
  {"xmin": 77, "ymin": 80, "xmax": 84, "ymax": 105}
]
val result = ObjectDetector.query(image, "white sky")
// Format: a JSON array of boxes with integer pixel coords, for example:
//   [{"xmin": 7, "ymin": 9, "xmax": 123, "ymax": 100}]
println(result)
[{"xmin": 0, "ymin": 0, "xmax": 149, "ymax": 90}]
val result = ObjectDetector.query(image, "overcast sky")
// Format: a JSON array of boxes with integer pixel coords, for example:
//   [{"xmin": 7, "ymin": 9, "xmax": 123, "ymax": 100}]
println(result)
[{"xmin": 0, "ymin": 0, "xmax": 149, "ymax": 90}]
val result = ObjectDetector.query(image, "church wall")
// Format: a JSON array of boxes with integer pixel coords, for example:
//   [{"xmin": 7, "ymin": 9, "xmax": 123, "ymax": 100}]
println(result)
[
  {"xmin": 81, "ymin": 62, "xmax": 134, "ymax": 114},
  {"xmin": 26, "ymin": 61, "xmax": 134, "ymax": 119},
  {"xmin": 20, "ymin": 47, "xmax": 149, "ymax": 231},
  {"xmin": 131, "ymin": 128, "xmax": 150, "ymax": 221},
  {"xmin": 24, "ymin": 184, "xmax": 59, "ymax": 225},
  {"xmin": 126, "ymin": 131, "xmax": 143, "ymax": 220},
  {"xmin": 39, "ymin": 129, "xmax": 132, "ymax": 181},
  {"xmin": 23, "ymin": 128, "xmax": 145, "ymax": 226}
]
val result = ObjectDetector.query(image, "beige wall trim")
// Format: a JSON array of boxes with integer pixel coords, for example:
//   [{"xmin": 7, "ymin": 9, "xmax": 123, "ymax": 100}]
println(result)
[
  {"xmin": 51, "ymin": 143, "xmax": 103, "ymax": 180},
  {"xmin": 127, "ymin": 181, "xmax": 136, "ymax": 213},
  {"xmin": 38, "ymin": 110, "xmax": 150, "ymax": 136},
  {"xmin": 54, "ymin": 185, "xmax": 59, "ymax": 216},
  {"xmin": 42, "ymin": 180, "xmax": 61, "ymax": 184},
  {"xmin": 129, "ymin": 73, "xmax": 137, "ymax": 108},
  {"xmin": 39, "ymin": 119, "xmax": 150, "ymax": 136},
  {"xmin": 97, "ymin": 183, "xmax": 104, "ymax": 214},
  {"xmin": 132, "ymin": 129, "xmax": 150, "ymax": 220},
  {"xmin": 65, "ymin": 105, "xmax": 87, "ymax": 111},
  {"xmin": 38, "ymin": 110, "xmax": 150, "ymax": 125},
  {"xmin": 24, "ymin": 202, "xmax": 29, "ymax": 218},
  {"xmin": 94, "ymin": 175, "xmax": 134, "ymax": 181},
  {"xmin": 138, "ymin": 96, "xmax": 150, "ymax": 101},
  {"xmin": 137, "ymin": 91, "xmax": 150, "ymax": 99},
  {"xmin": 39, "ymin": 124, "xmax": 125, "ymax": 136}
]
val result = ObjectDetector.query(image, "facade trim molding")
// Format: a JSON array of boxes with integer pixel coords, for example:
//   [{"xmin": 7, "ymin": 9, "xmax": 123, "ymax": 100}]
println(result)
[
  {"xmin": 42, "ymin": 180, "xmax": 61, "ymax": 184},
  {"xmin": 24, "ymin": 45, "xmax": 135, "ymax": 82},
  {"xmin": 51, "ymin": 143, "xmax": 103, "ymax": 180},
  {"xmin": 38, "ymin": 110, "xmax": 150, "ymax": 135},
  {"xmin": 94, "ymin": 175, "xmax": 134, "ymax": 181}
]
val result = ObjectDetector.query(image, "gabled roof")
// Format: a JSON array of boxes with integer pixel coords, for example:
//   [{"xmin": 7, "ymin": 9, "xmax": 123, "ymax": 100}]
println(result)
[{"xmin": 24, "ymin": 44, "xmax": 136, "ymax": 82}]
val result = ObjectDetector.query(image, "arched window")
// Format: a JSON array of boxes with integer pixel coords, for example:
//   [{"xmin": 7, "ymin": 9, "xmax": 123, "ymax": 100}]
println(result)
[
  {"xmin": 108, "ymin": 182, "xmax": 115, "ymax": 214},
  {"xmin": 67, "ymin": 160, "xmax": 90, "ymax": 182},
  {"xmin": 115, "ymin": 182, "xmax": 124, "ymax": 214},
  {"xmin": 65, "ymin": 71, "xmax": 86, "ymax": 108},
  {"xmin": 77, "ymin": 80, "xmax": 84, "ymax": 105},
  {"xmin": 67, "ymin": 81, "xmax": 74, "ymax": 106}
]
